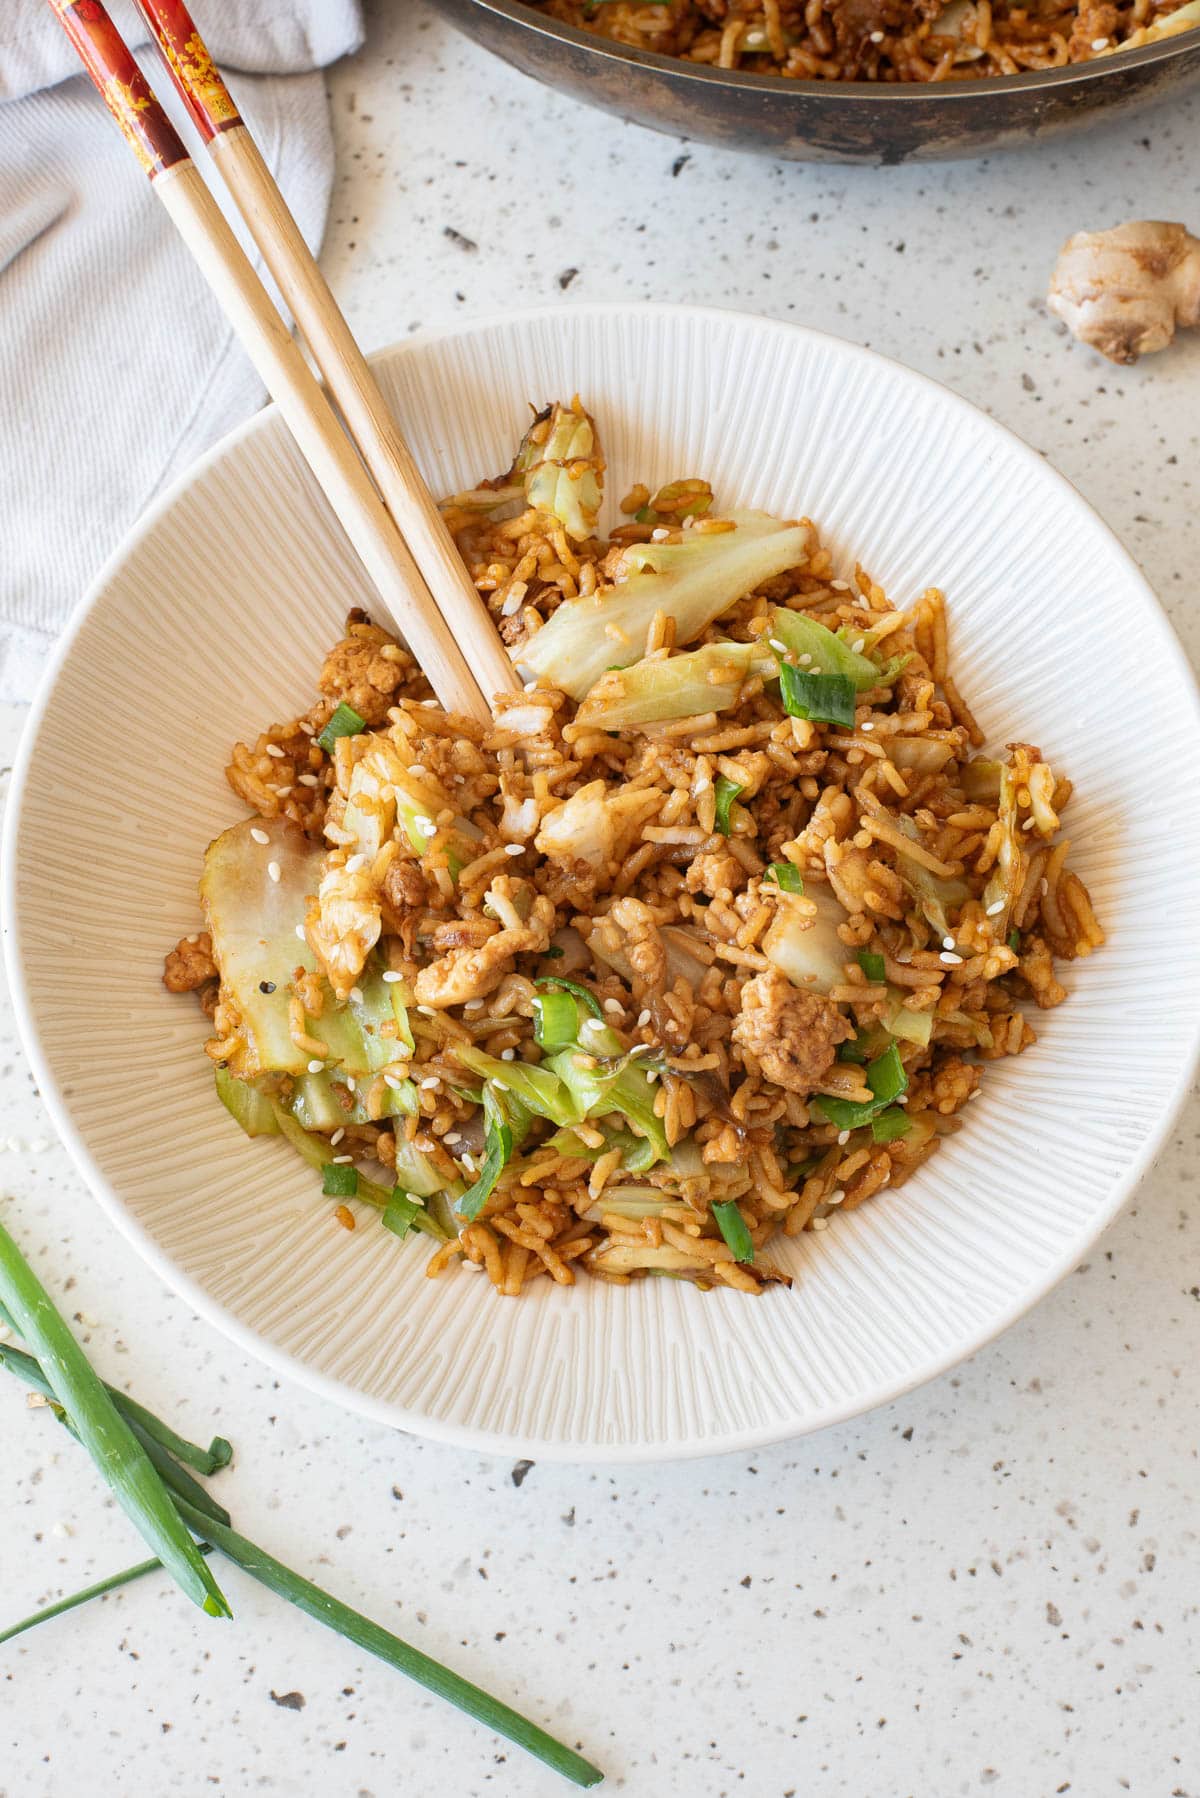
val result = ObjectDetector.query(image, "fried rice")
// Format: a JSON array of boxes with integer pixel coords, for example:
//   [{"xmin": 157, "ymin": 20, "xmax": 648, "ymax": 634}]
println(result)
[
  {"xmin": 166, "ymin": 398, "xmax": 1103, "ymax": 1299},
  {"xmin": 526, "ymin": 0, "xmax": 1196, "ymax": 82}
]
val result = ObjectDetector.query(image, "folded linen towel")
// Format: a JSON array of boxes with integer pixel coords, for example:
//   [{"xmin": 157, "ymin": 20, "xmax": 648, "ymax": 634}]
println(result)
[{"xmin": 0, "ymin": 0, "xmax": 363, "ymax": 701}]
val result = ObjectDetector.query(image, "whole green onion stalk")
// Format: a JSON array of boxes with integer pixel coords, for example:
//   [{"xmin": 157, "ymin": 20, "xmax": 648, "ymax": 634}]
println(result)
[{"xmin": 0, "ymin": 1221, "xmax": 602, "ymax": 1788}]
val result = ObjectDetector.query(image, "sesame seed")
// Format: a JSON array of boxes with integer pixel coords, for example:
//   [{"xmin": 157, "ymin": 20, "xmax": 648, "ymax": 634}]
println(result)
[
  {"xmin": 831, "ymin": 579, "xmax": 850, "ymax": 592},
  {"xmin": 651, "ymin": 527, "xmax": 670, "ymax": 541},
  {"xmin": 415, "ymin": 816, "xmax": 438, "ymax": 837},
  {"xmin": 307, "ymin": 1059, "xmax": 324, "ymax": 1073},
  {"xmin": 940, "ymin": 951, "xmax": 963, "ymax": 966},
  {"xmin": 860, "ymin": 721, "xmax": 875, "ymax": 732},
  {"xmin": 346, "ymin": 1076, "xmax": 356, "ymax": 1092},
  {"xmin": 968, "ymin": 1087, "xmax": 983, "ymax": 1100},
  {"xmin": 298, "ymin": 773, "xmax": 320, "ymax": 787},
  {"xmin": 348, "ymin": 986, "xmax": 363, "ymax": 1004},
  {"xmin": 1022, "ymin": 817, "xmax": 1036, "ymax": 831},
  {"xmin": 265, "ymin": 743, "xmax": 285, "ymax": 758},
  {"xmin": 493, "ymin": 1081, "xmax": 509, "ymax": 1093},
  {"xmin": 522, "ymin": 679, "xmax": 538, "ymax": 693},
  {"xmin": 500, "ymin": 1048, "xmax": 516, "ymax": 1061},
  {"xmin": 464, "ymin": 998, "xmax": 484, "ymax": 1011},
  {"xmin": 851, "ymin": 638, "xmax": 865, "ymax": 653},
  {"xmin": 382, "ymin": 970, "xmax": 403, "ymax": 983},
  {"xmin": 942, "ymin": 935, "xmax": 956, "ymax": 949},
  {"xmin": 461, "ymin": 1152, "xmax": 478, "ymax": 1174},
  {"xmin": 186, "ymin": 933, "xmax": 198, "ymax": 945},
  {"xmin": 267, "ymin": 861, "xmax": 281, "ymax": 883},
  {"xmin": 637, "ymin": 1009, "xmax": 651, "ymax": 1028},
  {"xmin": 799, "ymin": 653, "xmax": 812, "ymax": 666},
  {"xmin": 332, "ymin": 1154, "xmax": 354, "ymax": 1165},
  {"xmin": 345, "ymin": 853, "xmax": 366, "ymax": 873},
  {"xmin": 1091, "ymin": 34, "xmax": 1108, "ymax": 46},
  {"xmin": 1041, "ymin": 877, "xmax": 1049, "ymax": 895},
  {"xmin": 416, "ymin": 1004, "xmax": 436, "ymax": 1017},
  {"xmin": 837, "ymin": 1130, "xmax": 850, "ymax": 1146},
  {"xmin": 985, "ymin": 899, "xmax": 1005, "ymax": 916},
  {"xmin": 445, "ymin": 1132, "xmax": 462, "ymax": 1146},
  {"xmin": 504, "ymin": 842, "xmax": 524, "ymax": 856},
  {"xmin": 419, "ymin": 1076, "xmax": 439, "ymax": 1091},
  {"xmin": 330, "ymin": 1128, "xmax": 345, "ymax": 1146},
  {"xmin": 295, "ymin": 924, "xmax": 307, "ymax": 941},
  {"xmin": 810, "ymin": 665, "xmax": 822, "ymax": 676},
  {"xmin": 501, "ymin": 590, "xmax": 524, "ymax": 618},
  {"xmin": 602, "ymin": 998, "xmax": 624, "ymax": 1015},
  {"xmin": 830, "ymin": 1188, "xmax": 846, "ymax": 1204},
  {"xmin": 645, "ymin": 1070, "xmax": 659, "ymax": 1084},
  {"xmin": 768, "ymin": 639, "xmax": 787, "ymax": 653},
  {"xmin": 250, "ymin": 827, "xmax": 269, "ymax": 845},
  {"xmin": 812, "ymin": 1216, "xmax": 830, "ymax": 1231},
  {"xmin": 383, "ymin": 1074, "xmax": 402, "ymax": 1090},
  {"xmin": 869, "ymin": 27, "xmax": 884, "ymax": 39},
  {"xmin": 275, "ymin": 787, "xmax": 293, "ymax": 799}
]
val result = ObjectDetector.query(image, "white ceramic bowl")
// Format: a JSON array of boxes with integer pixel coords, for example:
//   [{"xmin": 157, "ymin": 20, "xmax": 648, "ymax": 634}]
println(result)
[{"xmin": 7, "ymin": 305, "xmax": 1200, "ymax": 1463}]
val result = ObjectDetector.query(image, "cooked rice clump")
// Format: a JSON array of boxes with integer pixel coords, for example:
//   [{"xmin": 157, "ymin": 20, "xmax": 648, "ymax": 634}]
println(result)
[
  {"xmin": 166, "ymin": 403, "xmax": 1102, "ymax": 1298},
  {"xmin": 527, "ymin": 0, "xmax": 1189, "ymax": 82}
]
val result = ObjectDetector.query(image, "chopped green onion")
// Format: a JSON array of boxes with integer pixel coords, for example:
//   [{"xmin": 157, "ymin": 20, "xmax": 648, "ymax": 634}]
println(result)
[
  {"xmin": 713, "ymin": 775, "xmax": 743, "ymax": 836},
  {"xmin": 813, "ymin": 1042, "xmax": 908, "ymax": 1131},
  {"xmin": 534, "ymin": 975, "xmax": 604, "ymax": 1019},
  {"xmin": 316, "ymin": 701, "xmax": 366, "ymax": 754},
  {"xmin": 1007, "ymin": 928, "xmax": 1021, "ymax": 953},
  {"xmin": 870, "ymin": 1107, "xmax": 913, "ymax": 1143},
  {"xmin": 322, "ymin": 1164, "xmax": 359, "ymax": 1198},
  {"xmin": 778, "ymin": 664, "xmax": 857, "ymax": 728},
  {"xmin": 711, "ymin": 1199, "xmax": 755, "ymax": 1265},
  {"xmin": 457, "ymin": 1089, "xmax": 513, "ymax": 1222},
  {"xmin": 633, "ymin": 506, "xmax": 658, "ymax": 524},
  {"xmin": 533, "ymin": 988, "xmax": 580, "ymax": 1051},
  {"xmin": 541, "ymin": 945, "xmax": 565, "ymax": 958},
  {"xmin": 857, "ymin": 949, "xmax": 886, "ymax": 983},
  {"xmin": 767, "ymin": 861, "xmax": 803, "ymax": 893},
  {"xmin": 0, "ymin": 1218, "xmax": 231, "ymax": 1620},
  {"xmin": 381, "ymin": 1189, "xmax": 424, "ymax": 1241}
]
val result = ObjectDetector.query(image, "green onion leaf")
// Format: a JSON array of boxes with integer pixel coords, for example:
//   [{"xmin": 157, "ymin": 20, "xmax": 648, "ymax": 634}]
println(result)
[
  {"xmin": 633, "ymin": 506, "xmax": 658, "ymax": 524},
  {"xmin": 870, "ymin": 1107, "xmax": 913, "ymax": 1143},
  {"xmin": 0, "ymin": 1545, "xmax": 217, "ymax": 1648},
  {"xmin": 813, "ymin": 1042, "xmax": 908, "ymax": 1131},
  {"xmin": 322, "ymin": 1163, "xmax": 359, "ymax": 1198},
  {"xmin": 711, "ymin": 1199, "xmax": 755, "ymax": 1264},
  {"xmin": 767, "ymin": 861, "xmax": 803, "ymax": 892},
  {"xmin": 541, "ymin": 945, "xmax": 565, "ymax": 958},
  {"xmin": 713, "ymin": 776, "xmax": 743, "ymax": 836},
  {"xmin": 1007, "ymin": 928, "xmax": 1021, "ymax": 953},
  {"xmin": 778, "ymin": 664, "xmax": 857, "ymax": 728},
  {"xmin": 167, "ymin": 1493, "xmax": 604, "ymax": 1788},
  {"xmin": 0, "ymin": 1218, "xmax": 231, "ymax": 1620},
  {"xmin": 857, "ymin": 949, "xmax": 886, "ymax": 983},
  {"xmin": 534, "ymin": 975, "xmax": 604, "ymax": 1019},
  {"xmin": 532, "ymin": 988, "xmax": 580, "ymax": 1052},
  {"xmin": 457, "ymin": 1088, "xmax": 514, "ymax": 1222},
  {"xmin": 381, "ymin": 1188, "xmax": 425, "ymax": 1241},
  {"xmin": 316, "ymin": 701, "xmax": 367, "ymax": 754}
]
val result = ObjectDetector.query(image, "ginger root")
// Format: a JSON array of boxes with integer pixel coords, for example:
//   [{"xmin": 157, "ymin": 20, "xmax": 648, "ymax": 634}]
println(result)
[{"xmin": 1047, "ymin": 220, "xmax": 1200, "ymax": 364}]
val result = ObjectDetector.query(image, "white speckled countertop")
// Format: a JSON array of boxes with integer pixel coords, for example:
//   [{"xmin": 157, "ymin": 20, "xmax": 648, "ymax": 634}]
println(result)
[{"xmin": 3, "ymin": 4, "xmax": 1199, "ymax": 1794}]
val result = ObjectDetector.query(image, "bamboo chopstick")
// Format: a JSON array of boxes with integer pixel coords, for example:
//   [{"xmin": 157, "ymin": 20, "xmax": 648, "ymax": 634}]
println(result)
[
  {"xmin": 129, "ymin": 0, "xmax": 520, "ymax": 707},
  {"xmin": 48, "ymin": 0, "xmax": 496, "ymax": 725}
]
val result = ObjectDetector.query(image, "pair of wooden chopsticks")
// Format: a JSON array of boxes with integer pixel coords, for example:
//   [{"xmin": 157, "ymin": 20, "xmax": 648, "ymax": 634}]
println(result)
[{"xmin": 50, "ymin": 0, "xmax": 517, "ymax": 724}]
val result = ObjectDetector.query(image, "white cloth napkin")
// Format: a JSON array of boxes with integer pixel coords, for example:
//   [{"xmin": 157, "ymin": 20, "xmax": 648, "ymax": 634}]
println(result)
[{"xmin": 0, "ymin": 1, "xmax": 363, "ymax": 702}]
